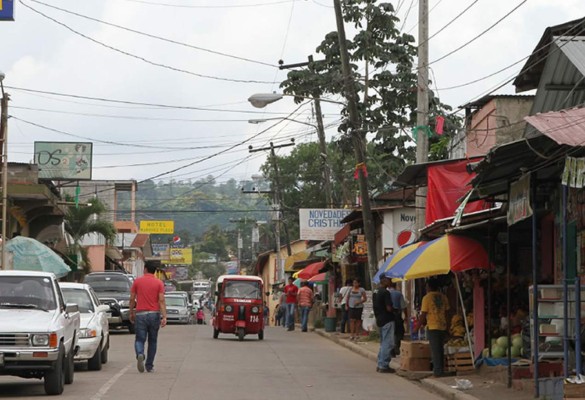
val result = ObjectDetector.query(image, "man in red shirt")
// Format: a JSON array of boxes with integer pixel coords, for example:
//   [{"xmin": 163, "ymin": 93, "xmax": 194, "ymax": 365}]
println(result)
[
  {"xmin": 129, "ymin": 260, "xmax": 167, "ymax": 373},
  {"xmin": 284, "ymin": 277, "xmax": 299, "ymax": 331}
]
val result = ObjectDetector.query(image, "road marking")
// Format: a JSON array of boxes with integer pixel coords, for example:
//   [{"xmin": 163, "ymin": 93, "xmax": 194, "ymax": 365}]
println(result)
[{"xmin": 90, "ymin": 363, "xmax": 131, "ymax": 400}]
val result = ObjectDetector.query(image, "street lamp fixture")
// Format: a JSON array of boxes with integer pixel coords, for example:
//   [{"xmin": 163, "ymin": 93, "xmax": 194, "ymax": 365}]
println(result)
[
  {"xmin": 248, "ymin": 117, "xmax": 317, "ymax": 129},
  {"xmin": 247, "ymin": 92, "xmax": 345, "ymax": 109}
]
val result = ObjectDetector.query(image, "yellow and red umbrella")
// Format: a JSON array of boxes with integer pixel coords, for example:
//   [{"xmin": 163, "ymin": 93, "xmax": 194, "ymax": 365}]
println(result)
[
  {"xmin": 373, "ymin": 241, "xmax": 427, "ymax": 283},
  {"xmin": 385, "ymin": 234, "xmax": 491, "ymax": 280},
  {"xmin": 297, "ymin": 261, "xmax": 326, "ymax": 280}
]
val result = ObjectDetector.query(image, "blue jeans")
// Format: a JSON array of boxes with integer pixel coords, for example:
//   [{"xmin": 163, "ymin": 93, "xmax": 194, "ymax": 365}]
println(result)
[
  {"xmin": 300, "ymin": 306, "xmax": 311, "ymax": 331},
  {"xmin": 134, "ymin": 313, "xmax": 161, "ymax": 370},
  {"xmin": 285, "ymin": 303, "xmax": 296, "ymax": 329},
  {"xmin": 377, "ymin": 321, "xmax": 395, "ymax": 370}
]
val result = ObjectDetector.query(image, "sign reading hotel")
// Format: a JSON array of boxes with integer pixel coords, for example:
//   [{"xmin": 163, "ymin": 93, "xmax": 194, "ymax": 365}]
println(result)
[
  {"xmin": 139, "ymin": 220, "xmax": 174, "ymax": 234},
  {"xmin": 0, "ymin": 0, "xmax": 14, "ymax": 21},
  {"xmin": 299, "ymin": 208, "xmax": 351, "ymax": 241},
  {"xmin": 34, "ymin": 142, "xmax": 93, "ymax": 180}
]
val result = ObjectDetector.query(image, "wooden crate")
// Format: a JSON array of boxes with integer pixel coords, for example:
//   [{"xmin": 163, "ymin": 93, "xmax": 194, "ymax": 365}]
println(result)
[{"xmin": 446, "ymin": 352, "xmax": 474, "ymax": 373}]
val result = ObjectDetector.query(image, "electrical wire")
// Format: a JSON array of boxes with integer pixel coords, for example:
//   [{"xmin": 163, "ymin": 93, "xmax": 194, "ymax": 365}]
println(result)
[
  {"xmin": 28, "ymin": 0, "xmax": 277, "ymax": 68},
  {"xmin": 19, "ymin": 0, "xmax": 274, "ymax": 84},
  {"xmin": 117, "ymin": 0, "xmax": 296, "ymax": 9},
  {"xmin": 405, "ymin": 0, "xmax": 445, "ymax": 34},
  {"xmin": 418, "ymin": 0, "xmax": 480, "ymax": 43}
]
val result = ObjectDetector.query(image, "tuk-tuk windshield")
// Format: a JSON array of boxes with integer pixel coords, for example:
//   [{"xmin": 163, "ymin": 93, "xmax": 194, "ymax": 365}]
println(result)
[{"xmin": 223, "ymin": 280, "xmax": 261, "ymax": 299}]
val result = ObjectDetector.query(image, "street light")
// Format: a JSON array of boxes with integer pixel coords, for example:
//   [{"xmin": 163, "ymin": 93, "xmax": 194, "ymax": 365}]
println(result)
[
  {"xmin": 248, "ymin": 117, "xmax": 317, "ymax": 129},
  {"xmin": 247, "ymin": 92, "xmax": 345, "ymax": 108}
]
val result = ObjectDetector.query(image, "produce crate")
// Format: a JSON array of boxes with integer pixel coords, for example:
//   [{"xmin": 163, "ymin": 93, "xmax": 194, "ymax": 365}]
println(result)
[
  {"xmin": 446, "ymin": 351, "xmax": 474, "ymax": 374},
  {"xmin": 400, "ymin": 340, "xmax": 431, "ymax": 359},
  {"xmin": 400, "ymin": 356, "xmax": 431, "ymax": 372}
]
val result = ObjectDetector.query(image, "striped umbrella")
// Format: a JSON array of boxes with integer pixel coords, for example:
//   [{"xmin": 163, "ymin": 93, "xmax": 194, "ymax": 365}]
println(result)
[
  {"xmin": 373, "ymin": 241, "xmax": 427, "ymax": 284},
  {"xmin": 308, "ymin": 272, "xmax": 328, "ymax": 283},
  {"xmin": 385, "ymin": 234, "xmax": 491, "ymax": 280}
]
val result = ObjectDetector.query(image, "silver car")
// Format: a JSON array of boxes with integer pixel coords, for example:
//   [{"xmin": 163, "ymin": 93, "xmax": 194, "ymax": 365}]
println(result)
[{"xmin": 164, "ymin": 294, "xmax": 190, "ymax": 324}]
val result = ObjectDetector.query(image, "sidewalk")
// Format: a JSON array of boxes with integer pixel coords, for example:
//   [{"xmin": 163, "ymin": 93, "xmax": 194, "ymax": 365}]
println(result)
[{"xmin": 314, "ymin": 329, "xmax": 535, "ymax": 400}]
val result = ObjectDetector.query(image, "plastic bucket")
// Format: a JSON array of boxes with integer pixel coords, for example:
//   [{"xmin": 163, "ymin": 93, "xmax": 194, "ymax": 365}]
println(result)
[{"xmin": 324, "ymin": 317, "xmax": 337, "ymax": 332}]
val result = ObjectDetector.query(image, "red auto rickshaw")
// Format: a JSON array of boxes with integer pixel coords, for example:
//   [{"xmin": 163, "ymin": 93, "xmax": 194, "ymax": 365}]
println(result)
[{"xmin": 212, "ymin": 275, "xmax": 265, "ymax": 341}]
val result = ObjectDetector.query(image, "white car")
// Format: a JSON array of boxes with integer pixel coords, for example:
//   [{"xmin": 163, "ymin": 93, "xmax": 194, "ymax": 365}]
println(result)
[{"xmin": 59, "ymin": 283, "xmax": 110, "ymax": 371}]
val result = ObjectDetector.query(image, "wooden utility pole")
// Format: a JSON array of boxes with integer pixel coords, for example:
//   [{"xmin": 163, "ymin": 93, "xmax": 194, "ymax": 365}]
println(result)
[
  {"xmin": 333, "ymin": 0, "xmax": 378, "ymax": 288},
  {"xmin": 0, "ymin": 85, "xmax": 8, "ymax": 270},
  {"xmin": 415, "ymin": 0, "xmax": 429, "ymax": 233}
]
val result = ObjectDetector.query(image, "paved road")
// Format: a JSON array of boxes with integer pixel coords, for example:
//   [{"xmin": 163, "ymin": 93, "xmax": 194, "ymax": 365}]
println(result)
[{"xmin": 0, "ymin": 324, "xmax": 444, "ymax": 399}]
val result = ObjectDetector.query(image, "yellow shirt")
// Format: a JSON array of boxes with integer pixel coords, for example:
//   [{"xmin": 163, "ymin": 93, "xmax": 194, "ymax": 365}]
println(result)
[{"xmin": 421, "ymin": 291, "xmax": 449, "ymax": 331}]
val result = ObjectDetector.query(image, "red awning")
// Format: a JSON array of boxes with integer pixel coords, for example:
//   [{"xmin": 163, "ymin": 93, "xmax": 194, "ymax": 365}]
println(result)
[
  {"xmin": 297, "ymin": 261, "xmax": 326, "ymax": 280},
  {"xmin": 308, "ymin": 272, "xmax": 328, "ymax": 283},
  {"xmin": 525, "ymin": 107, "xmax": 585, "ymax": 146}
]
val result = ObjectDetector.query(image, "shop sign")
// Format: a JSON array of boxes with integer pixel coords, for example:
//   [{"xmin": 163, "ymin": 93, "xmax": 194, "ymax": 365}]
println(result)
[
  {"xmin": 0, "ymin": 0, "xmax": 14, "ymax": 21},
  {"xmin": 163, "ymin": 248, "xmax": 192, "ymax": 265},
  {"xmin": 299, "ymin": 208, "xmax": 351, "ymax": 241},
  {"xmin": 507, "ymin": 174, "xmax": 532, "ymax": 226},
  {"xmin": 139, "ymin": 220, "xmax": 174, "ymax": 234},
  {"xmin": 34, "ymin": 141, "xmax": 93, "ymax": 180},
  {"xmin": 562, "ymin": 156, "xmax": 585, "ymax": 188},
  {"xmin": 151, "ymin": 243, "xmax": 169, "ymax": 259}
]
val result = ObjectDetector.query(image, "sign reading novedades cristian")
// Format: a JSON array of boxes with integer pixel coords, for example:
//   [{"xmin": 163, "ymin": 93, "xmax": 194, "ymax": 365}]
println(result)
[
  {"xmin": 0, "ymin": 0, "xmax": 14, "ymax": 21},
  {"xmin": 299, "ymin": 208, "xmax": 351, "ymax": 241}
]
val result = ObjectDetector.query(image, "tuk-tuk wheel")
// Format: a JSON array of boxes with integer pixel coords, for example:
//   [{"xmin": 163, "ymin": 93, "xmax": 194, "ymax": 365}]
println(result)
[
  {"xmin": 213, "ymin": 329, "xmax": 219, "ymax": 339},
  {"xmin": 258, "ymin": 330, "xmax": 264, "ymax": 340},
  {"xmin": 237, "ymin": 328, "xmax": 245, "ymax": 341}
]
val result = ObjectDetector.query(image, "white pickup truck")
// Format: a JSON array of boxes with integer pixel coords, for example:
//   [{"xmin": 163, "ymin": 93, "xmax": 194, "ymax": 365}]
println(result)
[{"xmin": 0, "ymin": 271, "xmax": 80, "ymax": 395}]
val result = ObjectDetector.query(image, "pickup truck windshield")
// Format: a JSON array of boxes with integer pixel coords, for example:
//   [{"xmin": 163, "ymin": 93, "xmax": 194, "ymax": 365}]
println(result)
[
  {"xmin": 165, "ymin": 297, "xmax": 186, "ymax": 307},
  {"xmin": 223, "ymin": 281, "xmax": 261, "ymax": 299},
  {"xmin": 0, "ymin": 276, "xmax": 57, "ymax": 310},
  {"xmin": 62, "ymin": 288, "xmax": 94, "ymax": 313},
  {"xmin": 85, "ymin": 276, "xmax": 130, "ymax": 292}
]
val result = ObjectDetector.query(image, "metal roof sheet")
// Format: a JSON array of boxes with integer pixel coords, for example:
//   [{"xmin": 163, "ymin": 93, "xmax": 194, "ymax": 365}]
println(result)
[
  {"xmin": 557, "ymin": 36, "xmax": 585, "ymax": 77},
  {"xmin": 525, "ymin": 106, "xmax": 585, "ymax": 146}
]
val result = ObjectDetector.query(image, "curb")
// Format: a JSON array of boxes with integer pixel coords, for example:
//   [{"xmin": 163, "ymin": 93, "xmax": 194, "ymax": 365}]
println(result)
[{"xmin": 314, "ymin": 329, "xmax": 480, "ymax": 400}]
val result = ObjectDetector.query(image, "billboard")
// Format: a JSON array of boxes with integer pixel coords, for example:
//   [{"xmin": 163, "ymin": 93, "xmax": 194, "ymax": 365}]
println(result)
[
  {"xmin": 162, "ymin": 248, "xmax": 192, "ymax": 265},
  {"xmin": 0, "ymin": 0, "xmax": 14, "ymax": 21},
  {"xmin": 34, "ymin": 142, "xmax": 92, "ymax": 180},
  {"xmin": 299, "ymin": 208, "xmax": 351, "ymax": 241},
  {"xmin": 151, "ymin": 243, "xmax": 170, "ymax": 259},
  {"xmin": 139, "ymin": 220, "xmax": 174, "ymax": 234}
]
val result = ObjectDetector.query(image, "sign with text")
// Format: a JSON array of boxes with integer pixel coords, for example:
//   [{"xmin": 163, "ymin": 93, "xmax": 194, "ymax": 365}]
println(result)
[
  {"xmin": 34, "ymin": 142, "xmax": 93, "ymax": 180},
  {"xmin": 151, "ymin": 243, "xmax": 170, "ymax": 259},
  {"xmin": 508, "ymin": 174, "xmax": 532, "ymax": 226},
  {"xmin": 299, "ymin": 208, "xmax": 351, "ymax": 241},
  {"xmin": 139, "ymin": 220, "xmax": 174, "ymax": 234},
  {"xmin": 163, "ymin": 248, "xmax": 192, "ymax": 265},
  {"xmin": 0, "ymin": 0, "xmax": 14, "ymax": 21}
]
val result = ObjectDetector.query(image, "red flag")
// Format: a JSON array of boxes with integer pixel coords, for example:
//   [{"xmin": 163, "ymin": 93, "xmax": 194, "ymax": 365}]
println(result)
[
  {"xmin": 353, "ymin": 162, "xmax": 368, "ymax": 179},
  {"xmin": 435, "ymin": 116, "xmax": 445, "ymax": 135}
]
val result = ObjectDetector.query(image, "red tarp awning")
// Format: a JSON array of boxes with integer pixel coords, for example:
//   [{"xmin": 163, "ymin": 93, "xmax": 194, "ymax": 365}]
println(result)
[
  {"xmin": 298, "ymin": 261, "xmax": 326, "ymax": 280},
  {"xmin": 525, "ymin": 107, "xmax": 585, "ymax": 146}
]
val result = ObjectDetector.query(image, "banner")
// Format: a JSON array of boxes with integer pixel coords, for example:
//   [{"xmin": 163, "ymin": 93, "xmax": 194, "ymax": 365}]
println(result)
[
  {"xmin": 299, "ymin": 208, "xmax": 351, "ymax": 241},
  {"xmin": 507, "ymin": 174, "xmax": 532, "ymax": 226},
  {"xmin": 0, "ymin": 0, "xmax": 14, "ymax": 21}
]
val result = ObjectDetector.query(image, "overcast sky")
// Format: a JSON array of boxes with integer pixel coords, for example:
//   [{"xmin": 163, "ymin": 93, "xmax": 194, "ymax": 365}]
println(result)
[{"xmin": 0, "ymin": 0, "xmax": 582, "ymax": 184}]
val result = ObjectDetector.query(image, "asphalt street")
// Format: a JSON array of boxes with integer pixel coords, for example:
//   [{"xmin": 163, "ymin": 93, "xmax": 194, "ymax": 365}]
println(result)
[{"xmin": 0, "ymin": 324, "xmax": 444, "ymax": 399}]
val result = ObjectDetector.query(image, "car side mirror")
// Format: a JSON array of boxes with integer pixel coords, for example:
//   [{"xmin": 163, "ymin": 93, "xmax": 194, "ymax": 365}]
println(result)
[
  {"xmin": 65, "ymin": 303, "xmax": 79, "ymax": 314},
  {"xmin": 97, "ymin": 305, "xmax": 110, "ymax": 313}
]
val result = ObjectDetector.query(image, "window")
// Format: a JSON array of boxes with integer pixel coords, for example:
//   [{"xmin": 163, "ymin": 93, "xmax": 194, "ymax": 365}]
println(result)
[
  {"xmin": 223, "ymin": 281, "xmax": 261, "ymax": 299},
  {"xmin": 62, "ymin": 288, "xmax": 95, "ymax": 314},
  {"xmin": 0, "ymin": 276, "xmax": 57, "ymax": 310}
]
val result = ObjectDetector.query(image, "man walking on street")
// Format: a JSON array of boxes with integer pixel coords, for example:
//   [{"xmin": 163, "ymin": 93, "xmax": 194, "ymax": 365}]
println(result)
[
  {"xmin": 389, "ymin": 281, "xmax": 407, "ymax": 357},
  {"xmin": 129, "ymin": 260, "xmax": 167, "ymax": 373},
  {"xmin": 284, "ymin": 277, "xmax": 298, "ymax": 331},
  {"xmin": 373, "ymin": 276, "xmax": 395, "ymax": 373},
  {"xmin": 298, "ymin": 281, "xmax": 314, "ymax": 332},
  {"xmin": 420, "ymin": 278, "xmax": 451, "ymax": 377}
]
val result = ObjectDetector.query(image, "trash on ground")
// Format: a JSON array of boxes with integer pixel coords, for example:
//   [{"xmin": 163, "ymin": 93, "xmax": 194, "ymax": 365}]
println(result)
[{"xmin": 451, "ymin": 378, "xmax": 473, "ymax": 390}]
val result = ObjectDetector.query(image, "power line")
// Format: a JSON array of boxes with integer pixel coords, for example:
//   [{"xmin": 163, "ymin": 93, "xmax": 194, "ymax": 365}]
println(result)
[
  {"xmin": 19, "ymin": 0, "xmax": 274, "ymax": 84},
  {"xmin": 28, "ymin": 0, "xmax": 277, "ymax": 68},
  {"xmin": 117, "ymin": 0, "xmax": 295, "ymax": 9},
  {"xmin": 419, "ymin": 0, "xmax": 480, "ymax": 44},
  {"xmin": 427, "ymin": 0, "xmax": 528, "ymax": 67}
]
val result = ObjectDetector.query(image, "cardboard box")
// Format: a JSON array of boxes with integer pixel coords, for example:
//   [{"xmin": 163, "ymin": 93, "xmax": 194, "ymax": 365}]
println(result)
[
  {"xmin": 400, "ymin": 357, "xmax": 431, "ymax": 372},
  {"xmin": 400, "ymin": 340, "xmax": 431, "ymax": 359}
]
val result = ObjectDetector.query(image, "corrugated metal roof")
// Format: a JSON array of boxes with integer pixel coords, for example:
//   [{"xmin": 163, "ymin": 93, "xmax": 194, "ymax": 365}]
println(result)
[
  {"xmin": 558, "ymin": 36, "xmax": 585, "ymax": 76},
  {"xmin": 525, "ymin": 106, "xmax": 585, "ymax": 146}
]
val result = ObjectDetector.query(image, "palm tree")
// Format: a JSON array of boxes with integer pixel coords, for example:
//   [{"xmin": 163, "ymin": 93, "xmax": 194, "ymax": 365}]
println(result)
[{"xmin": 64, "ymin": 197, "xmax": 116, "ymax": 274}]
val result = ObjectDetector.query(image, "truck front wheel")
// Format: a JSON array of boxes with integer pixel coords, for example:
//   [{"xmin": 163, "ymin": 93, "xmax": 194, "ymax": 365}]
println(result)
[{"xmin": 44, "ymin": 344, "xmax": 65, "ymax": 395}]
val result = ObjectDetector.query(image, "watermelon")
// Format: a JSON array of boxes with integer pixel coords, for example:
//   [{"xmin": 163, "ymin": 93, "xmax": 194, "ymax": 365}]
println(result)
[{"xmin": 496, "ymin": 336, "xmax": 509, "ymax": 348}]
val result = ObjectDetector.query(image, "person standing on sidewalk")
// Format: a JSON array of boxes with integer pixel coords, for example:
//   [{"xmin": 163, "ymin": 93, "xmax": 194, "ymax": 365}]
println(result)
[
  {"xmin": 420, "ymin": 278, "xmax": 451, "ymax": 377},
  {"xmin": 284, "ymin": 277, "xmax": 299, "ymax": 331},
  {"xmin": 347, "ymin": 278, "xmax": 367, "ymax": 341},
  {"xmin": 338, "ymin": 279, "xmax": 352, "ymax": 334},
  {"xmin": 373, "ymin": 276, "xmax": 395, "ymax": 373},
  {"xmin": 388, "ymin": 281, "xmax": 407, "ymax": 357},
  {"xmin": 129, "ymin": 260, "xmax": 167, "ymax": 373},
  {"xmin": 298, "ymin": 281, "xmax": 314, "ymax": 332}
]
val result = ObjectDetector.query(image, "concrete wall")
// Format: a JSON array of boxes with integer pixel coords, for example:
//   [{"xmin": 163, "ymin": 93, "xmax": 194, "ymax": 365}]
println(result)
[
  {"xmin": 466, "ymin": 99, "xmax": 498, "ymax": 157},
  {"xmin": 87, "ymin": 245, "xmax": 106, "ymax": 272},
  {"xmin": 494, "ymin": 97, "xmax": 533, "ymax": 145}
]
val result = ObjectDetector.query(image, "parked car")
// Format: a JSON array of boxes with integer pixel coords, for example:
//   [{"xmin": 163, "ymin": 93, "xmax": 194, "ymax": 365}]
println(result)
[
  {"xmin": 84, "ymin": 272, "xmax": 135, "ymax": 333},
  {"xmin": 0, "ymin": 271, "xmax": 80, "ymax": 395},
  {"xmin": 59, "ymin": 283, "xmax": 110, "ymax": 371},
  {"xmin": 170, "ymin": 290, "xmax": 191, "ymax": 306},
  {"xmin": 164, "ymin": 294, "xmax": 191, "ymax": 324}
]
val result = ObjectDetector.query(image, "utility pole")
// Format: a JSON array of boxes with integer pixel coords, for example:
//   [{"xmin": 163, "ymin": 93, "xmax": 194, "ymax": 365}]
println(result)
[
  {"xmin": 0, "ymin": 74, "xmax": 8, "ymax": 270},
  {"xmin": 333, "ymin": 0, "xmax": 378, "ymax": 287},
  {"xmin": 279, "ymin": 56, "xmax": 333, "ymax": 207},
  {"xmin": 249, "ymin": 141, "xmax": 294, "ymax": 284},
  {"xmin": 415, "ymin": 0, "xmax": 429, "ymax": 233}
]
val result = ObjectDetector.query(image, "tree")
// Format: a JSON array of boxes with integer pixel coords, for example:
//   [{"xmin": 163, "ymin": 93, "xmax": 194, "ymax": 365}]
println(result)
[{"xmin": 64, "ymin": 197, "xmax": 116, "ymax": 274}]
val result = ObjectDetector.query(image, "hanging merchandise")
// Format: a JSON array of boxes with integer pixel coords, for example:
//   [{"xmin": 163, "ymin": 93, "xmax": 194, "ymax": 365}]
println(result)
[
  {"xmin": 353, "ymin": 162, "xmax": 368, "ymax": 179},
  {"xmin": 435, "ymin": 116, "xmax": 445, "ymax": 135}
]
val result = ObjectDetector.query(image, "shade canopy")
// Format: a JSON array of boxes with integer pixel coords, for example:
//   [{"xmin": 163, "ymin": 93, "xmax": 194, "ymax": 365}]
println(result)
[
  {"xmin": 385, "ymin": 234, "xmax": 491, "ymax": 280},
  {"xmin": 373, "ymin": 242, "xmax": 427, "ymax": 284},
  {"xmin": 293, "ymin": 278, "xmax": 304, "ymax": 288},
  {"xmin": 6, "ymin": 236, "xmax": 71, "ymax": 278},
  {"xmin": 308, "ymin": 272, "xmax": 328, "ymax": 283},
  {"xmin": 297, "ymin": 261, "xmax": 326, "ymax": 280}
]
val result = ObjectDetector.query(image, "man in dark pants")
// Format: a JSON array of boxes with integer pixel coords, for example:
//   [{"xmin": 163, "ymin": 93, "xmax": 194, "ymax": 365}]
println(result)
[
  {"xmin": 129, "ymin": 261, "xmax": 167, "ymax": 373},
  {"xmin": 420, "ymin": 278, "xmax": 452, "ymax": 377},
  {"xmin": 388, "ymin": 281, "xmax": 407, "ymax": 357},
  {"xmin": 338, "ymin": 279, "xmax": 352, "ymax": 334},
  {"xmin": 373, "ymin": 276, "xmax": 395, "ymax": 373}
]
